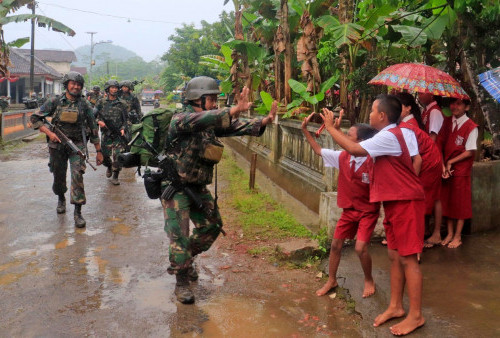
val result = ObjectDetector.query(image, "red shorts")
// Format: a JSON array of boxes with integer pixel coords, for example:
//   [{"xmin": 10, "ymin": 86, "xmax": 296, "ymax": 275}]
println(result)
[
  {"xmin": 441, "ymin": 175, "xmax": 472, "ymax": 219},
  {"xmin": 333, "ymin": 208, "xmax": 380, "ymax": 243},
  {"xmin": 420, "ymin": 163, "xmax": 442, "ymax": 215},
  {"xmin": 383, "ymin": 200, "xmax": 425, "ymax": 256}
]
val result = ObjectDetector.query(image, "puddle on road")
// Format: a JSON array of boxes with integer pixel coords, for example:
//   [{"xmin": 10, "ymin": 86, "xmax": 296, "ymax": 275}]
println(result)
[
  {"xmin": 55, "ymin": 237, "xmax": 75, "ymax": 249},
  {"xmin": 111, "ymin": 223, "xmax": 131, "ymax": 236},
  {"xmin": 106, "ymin": 217, "xmax": 124, "ymax": 222}
]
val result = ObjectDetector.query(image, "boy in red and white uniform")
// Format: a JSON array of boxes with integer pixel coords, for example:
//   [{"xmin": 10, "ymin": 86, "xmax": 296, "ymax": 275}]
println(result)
[
  {"xmin": 321, "ymin": 95, "xmax": 425, "ymax": 336},
  {"xmin": 437, "ymin": 98, "xmax": 477, "ymax": 248},
  {"xmin": 301, "ymin": 115, "xmax": 379, "ymax": 298},
  {"xmin": 418, "ymin": 92, "xmax": 444, "ymax": 141}
]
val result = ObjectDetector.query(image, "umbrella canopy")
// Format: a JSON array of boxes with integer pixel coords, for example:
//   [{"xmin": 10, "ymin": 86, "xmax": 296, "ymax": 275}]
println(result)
[
  {"xmin": 478, "ymin": 66, "xmax": 500, "ymax": 103},
  {"xmin": 154, "ymin": 90, "xmax": 164, "ymax": 94},
  {"xmin": 369, "ymin": 63, "xmax": 470, "ymax": 99}
]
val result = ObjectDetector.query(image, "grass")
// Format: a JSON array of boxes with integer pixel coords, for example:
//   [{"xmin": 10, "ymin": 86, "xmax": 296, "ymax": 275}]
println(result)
[{"xmin": 219, "ymin": 152, "xmax": 312, "ymax": 240}]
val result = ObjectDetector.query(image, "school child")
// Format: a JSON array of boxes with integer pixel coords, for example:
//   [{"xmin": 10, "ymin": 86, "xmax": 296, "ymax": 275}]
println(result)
[
  {"xmin": 321, "ymin": 95, "xmax": 425, "ymax": 336},
  {"xmin": 396, "ymin": 93, "xmax": 443, "ymax": 247},
  {"xmin": 437, "ymin": 98, "xmax": 477, "ymax": 249},
  {"xmin": 301, "ymin": 114, "xmax": 379, "ymax": 298},
  {"xmin": 418, "ymin": 92, "xmax": 445, "ymax": 141}
]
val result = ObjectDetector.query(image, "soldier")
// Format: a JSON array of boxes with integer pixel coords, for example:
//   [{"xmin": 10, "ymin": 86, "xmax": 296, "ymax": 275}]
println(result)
[
  {"xmin": 30, "ymin": 71, "xmax": 104, "ymax": 228},
  {"xmin": 119, "ymin": 80, "xmax": 142, "ymax": 124},
  {"xmin": 95, "ymin": 80, "xmax": 129, "ymax": 185},
  {"xmin": 86, "ymin": 85, "xmax": 102, "ymax": 108},
  {"xmin": 161, "ymin": 76, "xmax": 277, "ymax": 304}
]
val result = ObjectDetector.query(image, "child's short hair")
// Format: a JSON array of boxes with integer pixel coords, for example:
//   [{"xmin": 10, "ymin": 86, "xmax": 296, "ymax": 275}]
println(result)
[
  {"xmin": 354, "ymin": 123, "xmax": 378, "ymax": 141},
  {"xmin": 376, "ymin": 94, "xmax": 402, "ymax": 123},
  {"xmin": 449, "ymin": 97, "xmax": 471, "ymax": 106}
]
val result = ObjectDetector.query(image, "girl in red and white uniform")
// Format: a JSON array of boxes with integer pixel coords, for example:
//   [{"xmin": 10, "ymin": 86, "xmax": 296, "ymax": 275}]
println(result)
[
  {"xmin": 397, "ymin": 93, "xmax": 443, "ymax": 247},
  {"xmin": 437, "ymin": 98, "xmax": 477, "ymax": 249},
  {"xmin": 301, "ymin": 115, "xmax": 380, "ymax": 298},
  {"xmin": 418, "ymin": 92, "xmax": 445, "ymax": 141}
]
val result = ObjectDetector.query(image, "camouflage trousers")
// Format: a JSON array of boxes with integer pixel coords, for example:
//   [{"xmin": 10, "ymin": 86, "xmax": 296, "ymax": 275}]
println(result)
[
  {"xmin": 101, "ymin": 134, "xmax": 126, "ymax": 171},
  {"xmin": 161, "ymin": 185, "xmax": 223, "ymax": 275},
  {"xmin": 48, "ymin": 142, "xmax": 86, "ymax": 205}
]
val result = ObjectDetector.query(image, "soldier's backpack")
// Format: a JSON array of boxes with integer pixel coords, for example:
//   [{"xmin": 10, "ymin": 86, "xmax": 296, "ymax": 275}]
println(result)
[{"xmin": 118, "ymin": 107, "xmax": 175, "ymax": 168}]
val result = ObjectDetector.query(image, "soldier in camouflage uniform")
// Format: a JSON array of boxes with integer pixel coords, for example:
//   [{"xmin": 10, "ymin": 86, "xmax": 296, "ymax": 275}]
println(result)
[
  {"xmin": 161, "ymin": 76, "xmax": 277, "ymax": 304},
  {"xmin": 31, "ymin": 71, "xmax": 104, "ymax": 228},
  {"xmin": 95, "ymin": 79, "xmax": 129, "ymax": 185},
  {"xmin": 86, "ymin": 85, "xmax": 102, "ymax": 108},
  {"xmin": 119, "ymin": 80, "xmax": 142, "ymax": 124}
]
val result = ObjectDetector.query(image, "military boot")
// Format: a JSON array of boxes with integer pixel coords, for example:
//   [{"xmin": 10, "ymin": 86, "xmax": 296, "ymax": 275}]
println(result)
[
  {"xmin": 175, "ymin": 273, "xmax": 195, "ymax": 304},
  {"xmin": 106, "ymin": 166, "xmax": 112, "ymax": 178},
  {"xmin": 110, "ymin": 171, "xmax": 120, "ymax": 185},
  {"xmin": 74, "ymin": 204, "xmax": 86, "ymax": 228},
  {"xmin": 188, "ymin": 263, "xmax": 199, "ymax": 281},
  {"xmin": 56, "ymin": 195, "xmax": 66, "ymax": 214}
]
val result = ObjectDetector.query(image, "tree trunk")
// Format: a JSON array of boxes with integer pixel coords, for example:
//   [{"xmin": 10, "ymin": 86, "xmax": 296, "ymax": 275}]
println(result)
[
  {"xmin": 273, "ymin": 25, "xmax": 285, "ymax": 102},
  {"xmin": 338, "ymin": 0, "xmax": 355, "ymax": 121},
  {"xmin": 281, "ymin": 0, "xmax": 292, "ymax": 105}
]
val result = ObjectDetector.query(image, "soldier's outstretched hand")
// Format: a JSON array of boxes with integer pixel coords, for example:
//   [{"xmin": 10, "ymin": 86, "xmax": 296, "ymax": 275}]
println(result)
[
  {"xmin": 230, "ymin": 86, "xmax": 252, "ymax": 118},
  {"xmin": 262, "ymin": 101, "xmax": 278, "ymax": 126}
]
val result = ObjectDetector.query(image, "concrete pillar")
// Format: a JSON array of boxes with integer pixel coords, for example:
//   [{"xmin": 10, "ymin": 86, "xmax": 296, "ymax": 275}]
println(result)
[
  {"xmin": 7, "ymin": 79, "xmax": 11, "ymax": 98},
  {"xmin": 41, "ymin": 77, "xmax": 45, "ymax": 96}
]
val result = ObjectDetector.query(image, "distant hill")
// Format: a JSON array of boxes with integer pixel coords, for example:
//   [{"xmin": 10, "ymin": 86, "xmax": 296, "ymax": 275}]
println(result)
[{"xmin": 73, "ymin": 44, "xmax": 140, "ymax": 67}]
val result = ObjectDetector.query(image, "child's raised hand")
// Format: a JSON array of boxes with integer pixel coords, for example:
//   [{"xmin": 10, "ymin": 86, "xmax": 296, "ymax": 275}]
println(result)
[
  {"xmin": 320, "ymin": 108, "xmax": 335, "ymax": 129},
  {"xmin": 333, "ymin": 109, "xmax": 344, "ymax": 130},
  {"xmin": 301, "ymin": 112, "xmax": 315, "ymax": 130}
]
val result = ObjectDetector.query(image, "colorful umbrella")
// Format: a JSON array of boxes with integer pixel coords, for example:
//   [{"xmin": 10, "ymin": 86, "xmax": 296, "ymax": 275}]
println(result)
[
  {"xmin": 368, "ymin": 63, "xmax": 470, "ymax": 99},
  {"xmin": 154, "ymin": 90, "xmax": 164, "ymax": 94},
  {"xmin": 478, "ymin": 66, "xmax": 500, "ymax": 103}
]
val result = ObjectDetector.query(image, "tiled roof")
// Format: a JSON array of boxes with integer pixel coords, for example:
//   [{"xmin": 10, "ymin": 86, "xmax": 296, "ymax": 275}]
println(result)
[
  {"xmin": 9, "ymin": 49, "xmax": 62, "ymax": 78},
  {"xmin": 17, "ymin": 48, "xmax": 77, "ymax": 63}
]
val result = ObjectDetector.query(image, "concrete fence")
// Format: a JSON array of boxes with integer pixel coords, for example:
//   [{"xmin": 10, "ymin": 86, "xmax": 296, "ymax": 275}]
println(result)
[
  {"xmin": 0, "ymin": 109, "xmax": 37, "ymax": 142},
  {"xmin": 225, "ymin": 115, "xmax": 499, "ymax": 235}
]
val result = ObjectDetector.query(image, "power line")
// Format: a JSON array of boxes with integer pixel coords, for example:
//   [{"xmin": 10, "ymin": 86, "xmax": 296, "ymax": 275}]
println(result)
[
  {"xmin": 37, "ymin": 4, "xmax": 77, "ymax": 51},
  {"xmin": 38, "ymin": 2, "xmax": 184, "ymax": 25}
]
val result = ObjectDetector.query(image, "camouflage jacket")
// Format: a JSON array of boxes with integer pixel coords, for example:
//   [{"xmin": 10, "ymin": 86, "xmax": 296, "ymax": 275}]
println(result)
[
  {"xmin": 31, "ymin": 92, "xmax": 99, "ymax": 145},
  {"xmin": 95, "ymin": 97, "xmax": 128, "ymax": 136},
  {"xmin": 166, "ymin": 105, "xmax": 266, "ymax": 185},
  {"xmin": 86, "ymin": 92, "xmax": 102, "ymax": 107},
  {"xmin": 120, "ymin": 92, "xmax": 142, "ymax": 116}
]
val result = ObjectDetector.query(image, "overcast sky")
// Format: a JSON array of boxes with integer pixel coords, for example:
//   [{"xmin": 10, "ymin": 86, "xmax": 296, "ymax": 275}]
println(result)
[{"xmin": 4, "ymin": 0, "xmax": 229, "ymax": 62}]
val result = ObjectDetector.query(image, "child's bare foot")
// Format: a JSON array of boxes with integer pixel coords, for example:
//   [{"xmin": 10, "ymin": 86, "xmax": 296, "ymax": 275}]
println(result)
[
  {"xmin": 373, "ymin": 307, "xmax": 405, "ymax": 327},
  {"xmin": 447, "ymin": 238, "xmax": 462, "ymax": 249},
  {"xmin": 424, "ymin": 234, "xmax": 441, "ymax": 248},
  {"xmin": 362, "ymin": 279, "xmax": 375, "ymax": 298},
  {"xmin": 390, "ymin": 315, "xmax": 425, "ymax": 336},
  {"xmin": 316, "ymin": 280, "xmax": 338, "ymax": 296},
  {"xmin": 441, "ymin": 234, "xmax": 453, "ymax": 246}
]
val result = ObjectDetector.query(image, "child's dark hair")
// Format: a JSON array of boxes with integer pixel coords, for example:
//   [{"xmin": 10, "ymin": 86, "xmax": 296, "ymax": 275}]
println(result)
[
  {"xmin": 395, "ymin": 92, "xmax": 425, "ymax": 130},
  {"xmin": 449, "ymin": 97, "xmax": 471, "ymax": 106},
  {"xmin": 376, "ymin": 94, "xmax": 402, "ymax": 123},
  {"xmin": 354, "ymin": 123, "xmax": 378, "ymax": 141}
]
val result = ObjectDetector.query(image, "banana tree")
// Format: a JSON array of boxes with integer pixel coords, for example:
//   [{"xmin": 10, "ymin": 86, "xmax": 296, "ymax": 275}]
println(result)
[{"xmin": 0, "ymin": 0, "xmax": 75, "ymax": 76}]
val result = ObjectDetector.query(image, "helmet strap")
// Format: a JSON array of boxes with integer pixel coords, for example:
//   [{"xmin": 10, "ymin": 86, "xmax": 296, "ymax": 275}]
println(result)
[{"xmin": 189, "ymin": 96, "xmax": 207, "ymax": 110}]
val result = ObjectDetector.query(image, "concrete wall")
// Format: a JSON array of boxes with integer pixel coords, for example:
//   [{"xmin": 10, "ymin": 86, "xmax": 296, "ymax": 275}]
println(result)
[{"xmin": 226, "ymin": 115, "xmax": 499, "ymax": 234}]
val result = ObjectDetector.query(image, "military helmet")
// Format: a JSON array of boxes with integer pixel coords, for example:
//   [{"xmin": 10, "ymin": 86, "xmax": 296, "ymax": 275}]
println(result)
[
  {"xmin": 104, "ymin": 79, "xmax": 120, "ymax": 92},
  {"xmin": 185, "ymin": 76, "xmax": 220, "ymax": 101},
  {"xmin": 120, "ymin": 80, "xmax": 133, "ymax": 90},
  {"xmin": 92, "ymin": 85, "xmax": 100, "ymax": 91},
  {"xmin": 62, "ymin": 71, "xmax": 84, "ymax": 88}
]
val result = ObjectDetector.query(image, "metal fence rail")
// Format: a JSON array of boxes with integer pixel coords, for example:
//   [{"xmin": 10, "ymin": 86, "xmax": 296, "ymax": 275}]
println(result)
[{"xmin": 0, "ymin": 109, "xmax": 37, "ymax": 142}]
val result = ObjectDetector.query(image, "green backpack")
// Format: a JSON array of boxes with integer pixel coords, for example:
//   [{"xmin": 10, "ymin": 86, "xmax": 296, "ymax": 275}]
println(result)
[{"xmin": 128, "ymin": 107, "xmax": 175, "ymax": 167}]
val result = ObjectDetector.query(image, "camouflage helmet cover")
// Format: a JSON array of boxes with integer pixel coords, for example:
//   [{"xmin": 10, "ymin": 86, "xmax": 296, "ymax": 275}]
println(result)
[
  {"xmin": 104, "ymin": 79, "xmax": 120, "ymax": 92},
  {"xmin": 93, "ymin": 85, "xmax": 101, "ymax": 91},
  {"xmin": 185, "ymin": 76, "xmax": 220, "ymax": 101},
  {"xmin": 120, "ymin": 80, "xmax": 133, "ymax": 89},
  {"xmin": 63, "ymin": 71, "xmax": 84, "ymax": 88}
]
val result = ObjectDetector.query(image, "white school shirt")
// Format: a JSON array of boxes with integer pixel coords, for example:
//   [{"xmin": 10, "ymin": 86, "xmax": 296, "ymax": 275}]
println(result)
[
  {"xmin": 452, "ymin": 114, "xmax": 478, "ymax": 151},
  {"xmin": 359, "ymin": 124, "xmax": 419, "ymax": 159},
  {"xmin": 426, "ymin": 101, "xmax": 444, "ymax": 135},
  {"xmin": 321, "ymin": 149, "xmax": 367, "ymax": 171},
  {"xmin": 402, "ymin": 114, "xmax": 414, "ymax": 123}
]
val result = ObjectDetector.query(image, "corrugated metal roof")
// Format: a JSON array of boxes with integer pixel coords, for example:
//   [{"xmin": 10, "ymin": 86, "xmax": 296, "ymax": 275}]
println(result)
[
  {"xmin": 9, "ymin": 49, "xmax": 62, "ymax": 78},
  {"xmin": 16, "ymin": 48, "xmax": 77, "ymax": 63}
]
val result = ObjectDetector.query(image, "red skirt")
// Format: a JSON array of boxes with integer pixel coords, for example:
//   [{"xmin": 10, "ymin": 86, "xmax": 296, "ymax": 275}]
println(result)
[
  {"xmin": 441, "ymin": 175, "xmax": 472, "ymax": 219},
  {"xmin": 420, "ymin": 161, "xmax": 442, "ymax": 215}
]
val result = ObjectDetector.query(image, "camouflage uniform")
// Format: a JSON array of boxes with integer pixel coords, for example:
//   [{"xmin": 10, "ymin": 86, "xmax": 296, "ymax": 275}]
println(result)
[
  {"xmin": 162, "ymin": 105, "xmax": 267, "ymax": 274},
  {"xmin": 86, "ymin": 92, "xmax": 102, "ymax": 108},
  {"xmin": 95, "ymin": 97, "xmax": 128, "ymax": 172},
  {"xmin": 120, "ymin": 92, "xmax": 142, "ymax": 124},
  {"xmin": 31, "ymin": 93, "xmax": 99, "ymax": 205}
]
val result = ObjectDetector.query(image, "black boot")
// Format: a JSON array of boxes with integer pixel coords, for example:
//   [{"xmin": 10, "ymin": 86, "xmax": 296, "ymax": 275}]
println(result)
[
  {"xmin": 56, "ymin": 195, "xmax": 66, "ymax": 214},
  {"xmin": 106, "ymin": 166, "xmax": 112, "ymax": 178},
  {"xmin": 175, "ymin": 273, "xmax": 195, "ymax": 304},
  {"xmin": 74, "ymin": 204, "xmax": 86, "ymax": 228},
  {"xmin": 110, "ymin": 171, "xmax": 120, "ymax": 185},
  {"xmin": 188, "ymin": 263, "xmax": 199, "ymax": 281}
]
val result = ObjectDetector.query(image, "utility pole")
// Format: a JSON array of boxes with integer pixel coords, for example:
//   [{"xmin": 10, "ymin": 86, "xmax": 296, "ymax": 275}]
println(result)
[
  {"xmin": 86, "ymin": 31, "xmax": 97, "ymax": 87},
  {"xmin": 29, "ymin": 1, "xmax": 36, "ymax": 97}
]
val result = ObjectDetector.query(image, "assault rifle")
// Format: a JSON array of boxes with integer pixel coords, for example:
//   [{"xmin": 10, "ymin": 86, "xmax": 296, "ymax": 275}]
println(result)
[
  {"xmin": 43, "ymin": 118, "xmax": 97, "ymax": 171},
  {"xmin": 99, "ymin": 116, "xmax": 130, "ymax": 144},
  {"xmin": 159, "ymin": 157, "xmax": 226, "ymax": 236},
  {"xmin": 128, "ymin": 110, "xmax": 141, "ymax": 124}
]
